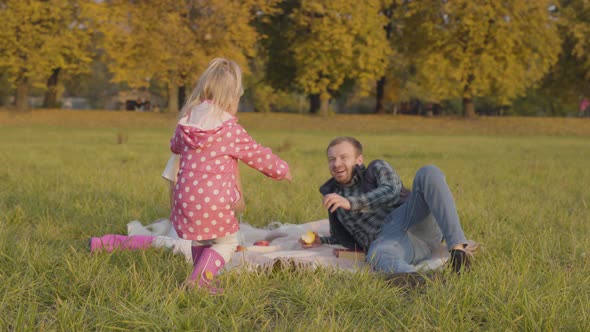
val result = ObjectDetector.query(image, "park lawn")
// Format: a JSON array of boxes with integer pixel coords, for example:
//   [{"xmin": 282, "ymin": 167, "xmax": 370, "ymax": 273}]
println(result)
[{"xmin": 1, "ymin": 110, "xmax": 589, "ymax": 330}]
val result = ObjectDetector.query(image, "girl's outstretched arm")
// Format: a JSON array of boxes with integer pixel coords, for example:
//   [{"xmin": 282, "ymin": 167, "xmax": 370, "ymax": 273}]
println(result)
[{"xmin": 229, "ymin": 124, "xmax": 290, "ymax": 181}]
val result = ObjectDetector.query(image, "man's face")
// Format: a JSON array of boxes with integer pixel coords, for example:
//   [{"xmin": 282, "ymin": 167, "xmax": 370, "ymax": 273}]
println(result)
[{"xmin": 327, "ymin": 141, "xmax": 363, "ymax": 184}]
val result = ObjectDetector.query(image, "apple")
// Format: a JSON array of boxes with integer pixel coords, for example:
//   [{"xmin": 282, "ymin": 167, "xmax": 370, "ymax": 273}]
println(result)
[{"xmin": 301, "ymin": 231, "xmax": 316, "ymax": 245}]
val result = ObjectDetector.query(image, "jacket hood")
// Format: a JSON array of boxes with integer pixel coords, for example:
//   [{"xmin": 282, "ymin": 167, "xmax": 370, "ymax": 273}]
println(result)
[{"xmin": 176, "ymin": 102, "xmax": 237, "ymax": 149}]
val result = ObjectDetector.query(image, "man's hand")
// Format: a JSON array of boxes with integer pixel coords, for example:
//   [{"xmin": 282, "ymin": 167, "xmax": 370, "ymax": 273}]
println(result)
[
  {"xmin": 401, "ymin": 186, "xmax": 411, "ymax": 197},
  {"xmin": 400, "ymin": 186, "xmax": 411, "ymax": 203},
  {"xmin": 323, "ymin": 193, "xmax": 351, "ymax": 213},
  {"xmin": 298, "ymin": 232, "xmax": 322, "ymax": 249}
]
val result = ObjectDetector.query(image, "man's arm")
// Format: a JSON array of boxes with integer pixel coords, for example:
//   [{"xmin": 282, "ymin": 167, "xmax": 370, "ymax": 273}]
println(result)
[
  {"xmin": 346, "ymin": 160, "xmax": 403, "ymax": 213},
  {"xmin": 321, "ymin": 213, "xmax": 362, "ymax": 249},
  {"xmin": 300, "ymin": 214, "xmax": 361, "ymax": 249},
  {"xmin": 323, "ymin": 193, "xmax": 351, "ymax": 212}
]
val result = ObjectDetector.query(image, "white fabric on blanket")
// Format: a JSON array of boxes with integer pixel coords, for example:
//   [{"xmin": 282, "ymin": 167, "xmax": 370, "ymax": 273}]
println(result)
[{"xmin": 127, "ymin": 218, "xmax": 457, "ymax": 272}]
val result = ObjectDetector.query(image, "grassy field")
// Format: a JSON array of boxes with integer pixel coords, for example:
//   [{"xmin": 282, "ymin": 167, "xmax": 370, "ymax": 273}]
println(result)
[{"xmin": 1, "ymin": 109, "xmax": 589, "ymax": 330}]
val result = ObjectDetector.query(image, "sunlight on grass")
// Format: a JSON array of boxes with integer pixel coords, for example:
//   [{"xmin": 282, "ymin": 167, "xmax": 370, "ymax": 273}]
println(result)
[{"xmin": 1, "ymin": 110, "xmax": 589, "ymax": 330}]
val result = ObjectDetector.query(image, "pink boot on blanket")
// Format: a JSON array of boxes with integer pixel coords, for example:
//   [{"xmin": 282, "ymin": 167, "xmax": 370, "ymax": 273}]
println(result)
[
  {"xmin": 89, "ymin": 235, "xmax": 155, "ymax": 253},
  {"xmin": 186, "ymin": 247, "xmax": 225, "ymax": 293}
]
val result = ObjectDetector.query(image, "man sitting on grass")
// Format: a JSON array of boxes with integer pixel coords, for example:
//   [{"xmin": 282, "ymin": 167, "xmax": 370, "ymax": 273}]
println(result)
[{"xmin": 301, "ymin": 136, "xmax": 471, "ymax": 277}]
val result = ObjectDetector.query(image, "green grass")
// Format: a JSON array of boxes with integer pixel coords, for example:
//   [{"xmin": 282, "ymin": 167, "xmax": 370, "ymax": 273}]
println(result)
[{"xmin": 1, "ymin": 110, "xmax": 590, "ymax": 330}]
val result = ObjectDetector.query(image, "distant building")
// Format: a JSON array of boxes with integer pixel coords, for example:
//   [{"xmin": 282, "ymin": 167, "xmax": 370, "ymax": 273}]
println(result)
[
  {"xmin": 62, "ymin": 97, "xmax": 91, "ymax": 110},
  {"xmin": 108, "ymin": 90, "xmax": 160, "ymax": 111}
]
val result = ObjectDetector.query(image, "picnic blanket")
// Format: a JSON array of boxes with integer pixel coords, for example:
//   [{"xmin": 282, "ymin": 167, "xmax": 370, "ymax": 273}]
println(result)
[{"xmin": 127, "ymin": 218, "xmax": 474, "ymax": 273}]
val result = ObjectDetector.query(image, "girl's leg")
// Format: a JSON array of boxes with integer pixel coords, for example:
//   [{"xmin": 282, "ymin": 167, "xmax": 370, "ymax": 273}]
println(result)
[
  {"xmin": 191, "ymin": 245, "xmax": 210, "ymax": 265},
  {"xmin": 187, "ymin": 233, "xmax": 238, "ymax": 293}
]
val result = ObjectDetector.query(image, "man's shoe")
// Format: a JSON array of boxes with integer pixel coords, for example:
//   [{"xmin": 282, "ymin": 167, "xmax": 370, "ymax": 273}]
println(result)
[{"xmin": 449, "ymin": 249, "xmax": 470, "ymax": 274}]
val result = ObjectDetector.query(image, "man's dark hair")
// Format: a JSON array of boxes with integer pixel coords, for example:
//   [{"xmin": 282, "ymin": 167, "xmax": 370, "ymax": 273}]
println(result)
[{"xmin": 327, "ymin": 136, "xmax": 363, "ymax": 156}]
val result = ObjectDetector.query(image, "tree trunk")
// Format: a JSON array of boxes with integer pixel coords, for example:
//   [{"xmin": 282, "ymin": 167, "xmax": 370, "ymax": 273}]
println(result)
[
  {"xmin": 376, "ymin": 5, "xmax": 393, "ymax": 115},
  {"xmin": 309, "ymin": 93, "xmax": 320, "ymax": 114},
  {"xmin": 462, "ymin": 97, "xmax": 476, "ymax": 118},
  {"xmin": 319, "ymin": 93, "xmax": 330, "ymax": 117},
  {"xmin": 15, "ymin": 76, "xmax": 29, "ymax": 111},
  {"xmin": 168, "ymin": 83, "xmax": 179, "ymax": 113},
  {"xmin": 376, "ymin": 76, "xmax": 386, "ymax": 114},
  {"xmin": 462, "ymin": 80, "xmax": 476, "ymax": 118},
  {"xmin": 43, "ymin": 67, "xmax": 61, "ymax": 108},
  {"xmin": 178, "ymin": 85, "xmax": 186, "ymax": 109}
]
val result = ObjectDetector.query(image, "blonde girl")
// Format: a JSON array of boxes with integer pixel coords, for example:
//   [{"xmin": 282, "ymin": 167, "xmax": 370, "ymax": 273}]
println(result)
[{"xmin": 169, "ymin": 58, "xmax": 291, "ymax": 292}]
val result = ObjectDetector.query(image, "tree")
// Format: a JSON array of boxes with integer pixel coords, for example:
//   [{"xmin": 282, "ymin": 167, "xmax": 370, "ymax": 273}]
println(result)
[
  {"xmin": 0, "ymin": 0, "xmax": 92, "ymax": 111},
  {"xmin": 521, "ymin": 2, "xmax": 589, "ymax": 115},
  {"xmin": 397, "ymin": 0, "xmax": 561, "ymax": 117},
  {"xmin": 515, "ymin": 0, "xmax": 590, "ymax": 116},
  {"xmin": 563, "ymin": 0, "xmax": 590, "ymax": 77},
  {"xmin": 95, "ymin": 0, "xmax": 265, "ymax": 112},
  {"xmin": 44, "ymin": 1, "xmax": 93, "ymax": 108},
  {"xmin": 259, "ymin": 0, "xmax": 299, "ymax": 95},
  {"xmin": 374, "ymin": 0, "xmax": 429, "ymax": 114},
  {"xmin": 375, "ymin": 0, "xmax": 400, "ymax": 114},
  {"xmin": 556, "ymin": 0, "xmax": 590, "ymax": 97},
  {"xmin": 262, "ymin": 0, "xmax": 391, "ymax": 115}
]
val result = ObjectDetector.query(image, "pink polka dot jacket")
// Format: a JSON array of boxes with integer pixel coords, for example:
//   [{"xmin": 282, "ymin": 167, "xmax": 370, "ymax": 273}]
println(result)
[{"xmin": 169, "ymin": 113, "xmax": 290, "ymax": 241}]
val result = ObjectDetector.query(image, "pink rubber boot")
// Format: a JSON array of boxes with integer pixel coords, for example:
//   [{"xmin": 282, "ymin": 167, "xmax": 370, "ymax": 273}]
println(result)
[
  {"xmin": 89, "ymin": 235, "xmax": 155, "ymax": 253},
  {"xmin": 186, "ymin": 247, "xmax": 225, "ymax": 293},
  {"xmin": 191, "ymin": 245, "xmax": 210, "ymax": 265}
]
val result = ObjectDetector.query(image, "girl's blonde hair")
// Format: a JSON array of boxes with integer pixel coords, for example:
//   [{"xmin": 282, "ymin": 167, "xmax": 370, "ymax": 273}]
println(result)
[{"xmin": 179, "ymin": 58, "xmax": 243, "ymax": 118}]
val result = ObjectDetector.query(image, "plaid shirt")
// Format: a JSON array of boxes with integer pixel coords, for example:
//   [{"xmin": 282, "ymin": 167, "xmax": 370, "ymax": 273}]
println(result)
[{"xmin": 319, "ymin": 160, "xmax": 405, "ymax": 251}]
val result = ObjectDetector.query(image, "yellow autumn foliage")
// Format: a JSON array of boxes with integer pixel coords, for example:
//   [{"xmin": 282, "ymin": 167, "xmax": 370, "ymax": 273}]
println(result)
[
  {"xmin": 0, "ymin": 0, "xmax": 92, "ymax": 108},
  {"xmin": 396, "ymin": 0, "xmax": 561, "ymax": 116},
  {"xmin": 289, "ymin": 0, "xmax": 391, "ymax": 107}
]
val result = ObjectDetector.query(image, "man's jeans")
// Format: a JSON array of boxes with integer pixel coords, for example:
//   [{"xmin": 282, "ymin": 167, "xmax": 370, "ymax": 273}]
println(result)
[{"xmin": 367, "ymin": 165, "xmax": 467, "ymax": 273}]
